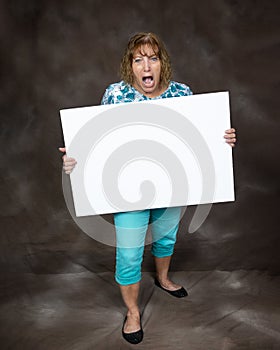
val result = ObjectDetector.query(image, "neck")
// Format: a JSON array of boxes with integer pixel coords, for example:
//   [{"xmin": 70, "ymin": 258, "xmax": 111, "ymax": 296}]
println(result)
[{"xmin": 132, "ymin": 83, "xmax": 168, "ymax": 98}]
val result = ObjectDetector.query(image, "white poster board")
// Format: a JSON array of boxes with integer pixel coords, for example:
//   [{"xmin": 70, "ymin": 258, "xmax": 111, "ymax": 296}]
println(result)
[{"xmin": 60, "ymin": 91, "xmax": 235, "ymax": 217}]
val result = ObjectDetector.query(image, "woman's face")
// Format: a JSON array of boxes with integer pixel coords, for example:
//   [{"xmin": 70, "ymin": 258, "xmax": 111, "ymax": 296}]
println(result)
[{"xmin": 132, "ymin": 44, "xmax": 162, "ymax": 98}]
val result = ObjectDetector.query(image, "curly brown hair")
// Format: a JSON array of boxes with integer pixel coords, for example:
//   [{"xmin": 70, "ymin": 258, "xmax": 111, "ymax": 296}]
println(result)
[{"xmin": 120, "ymin": 32, "xmax": 172, "ymax": 89}]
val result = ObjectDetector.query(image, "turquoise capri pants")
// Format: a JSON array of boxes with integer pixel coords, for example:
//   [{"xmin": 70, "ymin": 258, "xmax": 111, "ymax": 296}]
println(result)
[{"xmin": 114, "ymin": 206, "xmax": 182, "ymax": 286}]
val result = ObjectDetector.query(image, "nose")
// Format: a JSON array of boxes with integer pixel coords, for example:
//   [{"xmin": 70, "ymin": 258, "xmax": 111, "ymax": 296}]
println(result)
[{"xmin": 143, "ymin": 57, "xmax": 151, "ymax": 71}]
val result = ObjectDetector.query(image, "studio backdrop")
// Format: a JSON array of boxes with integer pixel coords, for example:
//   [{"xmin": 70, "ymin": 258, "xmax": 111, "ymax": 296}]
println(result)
[{"xmin": 0, "ymin": 0, "xmax": 279, "ymax": 275}]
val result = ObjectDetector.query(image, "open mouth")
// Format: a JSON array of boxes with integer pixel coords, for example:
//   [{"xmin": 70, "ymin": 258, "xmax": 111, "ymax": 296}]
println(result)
[{"xmin": 142, "ymin": 76, "xmax": 154, "ymax": 87}]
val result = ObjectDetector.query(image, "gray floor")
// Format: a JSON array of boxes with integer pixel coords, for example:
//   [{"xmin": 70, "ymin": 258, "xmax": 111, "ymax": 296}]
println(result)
[{"xmin": 0, "ymin": 270, "xmax": 279, "ymax": 349}]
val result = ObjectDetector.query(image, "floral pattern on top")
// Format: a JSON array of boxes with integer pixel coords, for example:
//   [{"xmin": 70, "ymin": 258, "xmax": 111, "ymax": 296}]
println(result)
[{"xmin": 101, "ymin": 80, "xmax": 192, "ymax": 105}]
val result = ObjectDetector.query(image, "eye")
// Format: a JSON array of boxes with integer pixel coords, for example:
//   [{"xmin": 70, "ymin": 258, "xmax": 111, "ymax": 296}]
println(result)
[
  {"xmin": 150, "ymin": 56, "xmax": 159, "ymax": 62},
  {"xmin": 133, "ymin": 57, "xmax": 143, "ymax": 64}
]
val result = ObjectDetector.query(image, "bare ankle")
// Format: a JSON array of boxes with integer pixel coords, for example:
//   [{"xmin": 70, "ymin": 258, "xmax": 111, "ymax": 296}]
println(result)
[
  {"xmin": 127, "ymin": 308, "xmax": 140, "ymax": 317},
  {"xmin": 156, "ymin": 274, "xmax": 168, "ymax": 284}
]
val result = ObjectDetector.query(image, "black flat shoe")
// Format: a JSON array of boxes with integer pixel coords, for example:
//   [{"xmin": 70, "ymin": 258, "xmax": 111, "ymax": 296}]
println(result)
[
  {"xmin": 154, "ymin": 278, "xmax": 188, "ymax": 298},
  {"xmin": 122, "ymin": 315, "xmax": 143, "ymax": 344}
]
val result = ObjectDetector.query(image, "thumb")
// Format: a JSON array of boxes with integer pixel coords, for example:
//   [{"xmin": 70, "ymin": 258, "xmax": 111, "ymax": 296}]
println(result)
[{"xmin": 58, "ymin": 147, "xmax": 66, "ymax": 153}]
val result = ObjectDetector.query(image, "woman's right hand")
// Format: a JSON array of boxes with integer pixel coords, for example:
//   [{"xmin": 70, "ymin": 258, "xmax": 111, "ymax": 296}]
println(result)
[{"xmin": 59, "ymin": 147, "xmax": 77, "ymax": 174}]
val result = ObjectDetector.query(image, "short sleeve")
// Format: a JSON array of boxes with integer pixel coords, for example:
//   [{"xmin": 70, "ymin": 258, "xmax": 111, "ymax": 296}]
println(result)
[
  {"xmin": 101, "ymin": 82, "xmax": 129, "ymax": 105},
  {"xmin": 185, "ymin": 84, "xmax": 193, "ymax": 96},
  {"xmin": 177, "ymin": 82, "xmax": 193, "ymax": 96},
  {"xmin": 163, "ymin": 81, "xmax": 193, "ymax": 98},
  {"xmin": 101, "ymin": 86, "xmax": 113, "ymax": 105}
]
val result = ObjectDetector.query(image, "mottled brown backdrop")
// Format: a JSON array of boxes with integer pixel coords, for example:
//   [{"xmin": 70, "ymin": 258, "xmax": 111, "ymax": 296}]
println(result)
[
  {"xmin": 1, "ymin": 1, "xmax": 280, "ymax": 349},
  {"xmin": 1, "ymin": 0, "xmax": 279, "ymax": 276}
]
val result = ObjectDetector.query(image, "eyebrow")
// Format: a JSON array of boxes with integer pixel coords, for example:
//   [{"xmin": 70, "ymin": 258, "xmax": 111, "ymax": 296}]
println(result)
[{"xmin": 133, "ymin": 53, "xmax": 158, "ymax": 58}]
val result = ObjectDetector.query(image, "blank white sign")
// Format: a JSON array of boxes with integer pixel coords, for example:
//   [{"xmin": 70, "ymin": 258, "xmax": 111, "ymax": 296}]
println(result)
[{"xmin": 60, "ymin": 91, "xmax": 235, "ymax": 217}]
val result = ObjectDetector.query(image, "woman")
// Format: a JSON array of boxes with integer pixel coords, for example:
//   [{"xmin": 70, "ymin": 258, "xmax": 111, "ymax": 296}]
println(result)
[{"xmin": 60, "ymin": 32, "xmax": 236, "ymax": 344}]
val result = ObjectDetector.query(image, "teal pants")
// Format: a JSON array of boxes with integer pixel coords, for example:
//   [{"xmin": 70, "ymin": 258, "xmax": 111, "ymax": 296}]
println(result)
[{"xmin": 114, "ymin": 207, "xmax": 181, "ymax": 286}]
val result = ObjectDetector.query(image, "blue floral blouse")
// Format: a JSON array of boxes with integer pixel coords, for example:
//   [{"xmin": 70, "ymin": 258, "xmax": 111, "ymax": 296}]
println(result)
[{"xmin": 101, "ymin": 80, "xmax": 192, "ymax": 105}]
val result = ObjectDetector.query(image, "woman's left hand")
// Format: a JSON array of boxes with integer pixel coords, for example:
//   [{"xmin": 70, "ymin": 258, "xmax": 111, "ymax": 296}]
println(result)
[{"xmin": 224, "ymin": 128, "xmax": 236, "ymax": 147}]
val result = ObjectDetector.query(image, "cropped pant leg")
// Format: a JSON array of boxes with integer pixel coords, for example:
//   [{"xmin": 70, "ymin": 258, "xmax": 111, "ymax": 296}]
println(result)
[
  {"xmin": 114, "ymin": 207, "xmax": 182, "ymax": 286},
  {"xmin": 150, "ymin": 207, "xmax": 182, "ymax": 258},
  {"xmin": 114, "ymin": 210, "xmax": 150, "ymax": 286}
]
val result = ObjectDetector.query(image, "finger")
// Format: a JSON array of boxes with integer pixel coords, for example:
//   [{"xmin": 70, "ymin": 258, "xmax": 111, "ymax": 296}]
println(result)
[
  {"xmin": 225, "ymin": 128, "xmax": 236, "ymax": 134},
  {"xmin": 64, "ymin": 158, "xmax": 77, "ymax": 163},
  {"xmin": 64, "ymin": 169, "xmax": 74, "ymax": 174},
  {"xmin": 63, "ymin": 163, "xmax": 74, "ymax": 169},
  {"xmin": 224, "ymin": 133, "xmax": 236, "ymax": 139},
  {"xmin": 63, "ymin": 165, "xmax": 76, "ymax": 172},
  {"xmin": 225, "ymin": 141, "xmax": 236, "ymax": 147},
  {"xmin": 59, "ymin": 147, "xmax": 66, "ymax": 153},
  {"xmin": 64, "ymin": 160, "xmax": 77, "ymax": 167},
  {"xmin": 62, "ymin": 155, "xmax": 71, "ymax": 163},
  {"xmin": 64, "ymin": 164, "xmax": 76, "ymax": 172},
  {"xmin": 62, "ymin": 155, "xmax": 77, "ymax": 163},
  {"xmin": 225, "ymin": 138, "xmax": 236, "ymax": 143}
]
